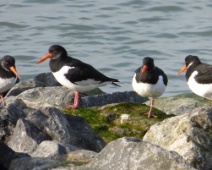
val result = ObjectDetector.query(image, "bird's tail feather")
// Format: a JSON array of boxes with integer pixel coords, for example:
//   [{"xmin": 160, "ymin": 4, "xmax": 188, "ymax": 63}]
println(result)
[{"xmin": 112, "ymin": 82, "xmax": 121, "ymax": 87}]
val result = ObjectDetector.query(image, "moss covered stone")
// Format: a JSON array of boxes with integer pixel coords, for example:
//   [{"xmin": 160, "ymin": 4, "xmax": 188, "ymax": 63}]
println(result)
[{"xmin": 64, "ymin": 102, "xmax": 173, "ymax": 143}]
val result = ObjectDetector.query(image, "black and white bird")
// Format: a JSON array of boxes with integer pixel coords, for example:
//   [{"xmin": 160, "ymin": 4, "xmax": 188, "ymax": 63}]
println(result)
[
  {"xmin": 0, "ymin": 55, "xmax": 20, "ymax": 107},
  {"xmin": 178, "ymin": 55, "xmax": 212, "ymax": 100},
  {"xmin": 132, "ymin": 57, "xmax": 168, "ymax": 118},
  {"xmin": 37, "ymin": 45, "xmax": 120, "ymax": 108}
]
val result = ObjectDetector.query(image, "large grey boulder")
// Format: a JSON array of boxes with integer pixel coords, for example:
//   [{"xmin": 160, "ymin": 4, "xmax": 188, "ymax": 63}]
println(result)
[
  {"xmin": 5, "ymin": 86, "xmax": 74, "ymax": 109},
  {"xmin": 6, "ymin": 86, "xmax": 147, "ymax": 109},
  {"xmin": 10, "ymin": 157, "xmax": 73, "ymax": 170},
  {"xmin": 9, "ymin": 138, "xmax": 195, "ymax": 170},
  {"xmin": 0, "ymin": 141, "xmax": 29, "ymax": 170},
  {"xmin": 5, "ymin": 73, "xmax": 59, "ymax": 97},
  {"xmin": 145, "ymin": 93, "xmax": 210, "ymax": 115},
  {"xmin": 79, "ymin": 137, "xmax": 195, "ymax": 170},
  {"xmin": 8, "ymin": 118, "xmax": 51, "ymax": 153},
  {"xmin": 7, "ymin": 106, "xmax": 105, "ymax": 153},
  {"xmin": 34, "ymin": 72, "xmax": 60, "ymax": 87},
  {"xmin": 10, "ymin": 149, "xmax": 97, "ymax": 170},
  {"xmin": 30, "ymin": 140, "xmax": 76, "ymax": 158},
  {"xmin": 0, "ymin": 103, "xmax": 26, "ymax": 141},
  {"xmin": 143, "ymin": 107, "xmax": 212, "ymax": 170},
  {"xmin": 81, "ymin": 91, "xmax": 147, "ymax": 108}
]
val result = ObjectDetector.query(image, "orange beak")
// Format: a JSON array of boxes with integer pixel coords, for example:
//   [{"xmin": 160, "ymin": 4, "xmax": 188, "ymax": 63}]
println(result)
[
  {"xmin": 178, "ymin": 65, "xmax": 187, "ymax": 75},
  {"xmin": 10, "ymin": 66, "xmax": 21, "ymax": 79},
  {"xmin": 141, "ymin": 65, "xmax": 148, "ymax": 73},
  {"xmin": 37, "ymin": 53, "xmax": 52, "ymax": 64}
]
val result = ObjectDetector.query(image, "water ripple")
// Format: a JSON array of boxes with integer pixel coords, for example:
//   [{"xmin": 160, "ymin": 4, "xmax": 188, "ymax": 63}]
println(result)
[
  {"xmin": 0, "ymin": 22, "xmax": 28, "ymax": 28},
  {"xmin": 0, "ymin": 0, "xmax": 211, "ymax": 96},
  {"xmin": 147, "ymin": 5, "xmax": 184, "ymax": 12}
]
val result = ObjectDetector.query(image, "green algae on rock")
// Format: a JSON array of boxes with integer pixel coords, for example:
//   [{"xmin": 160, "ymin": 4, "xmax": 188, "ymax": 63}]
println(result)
[{"xmin": 64, "ymin": 102, "xmax": 174, "ymax": 143}]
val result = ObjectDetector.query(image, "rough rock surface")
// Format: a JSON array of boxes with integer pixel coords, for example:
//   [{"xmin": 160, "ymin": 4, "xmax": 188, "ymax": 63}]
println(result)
[
  {"xmin": 77, "ymin": 137, "xmax": 195, "ymax": 170},
  {"xmin": 145, "ymin": 93, "xmax": 210, "ymax": 115},
  {"xmin": 10, "ymin": 149, "xmax": 97, "ymax": 170},
  {"xmin": 10, "ymin": 157, "xmax": 72, "ymax": 170},
  {"xmin": 6, "ymin": 73, "xmax": 59, "ymax": 97},
  {"xmin": 9, "ymin": 138, "xmax": 196, "ymax": 170},
  {"xmin": 6, "ymin": 87, "xmax": 147, "ymax": 109},
  {"xmin": 0, "ymin": 103, "xmax": 26, "ymax": 141},
  {"xmin": 143, "ymin": 107, "xmax": 212, "ymax": 170},
  {"xmin": 7, "ymin": 106, "xmax": 105, "ymax": 153},
  {"xmin": 0, "ymin": 141, "xmax": 29, "ymax": 170},
  {"xmin": 30, "ymin": 140, "xmax": 78, "ymax": 158}
]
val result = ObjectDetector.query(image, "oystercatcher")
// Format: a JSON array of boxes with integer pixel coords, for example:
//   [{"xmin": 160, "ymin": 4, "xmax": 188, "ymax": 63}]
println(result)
[
  {"xmin": 37, "ymin": 45, "xmax": 120, "ymax": 108},
  {"xmin": 132, "ymin": 57, "xmax": 168, "ymax": 118},
  {"xmin": 0, "ymin": 55, "xmax": 21, "ymax": 107},
  {"xmin": 178, "ymin": 55, "xmax": 212, "ymax": 100}
]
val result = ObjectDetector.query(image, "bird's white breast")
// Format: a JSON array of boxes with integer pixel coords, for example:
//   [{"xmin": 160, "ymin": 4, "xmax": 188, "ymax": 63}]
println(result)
[
  {"xmin": 187, "ymin": 71, "xmax": 212, "ymax": 99},
  {"xmin": 0, "ymin": 77, "xmax": 17, "ymax": 93},
  {"xmin": 132, "ymin": 74, "xmax": 166, "ymax": 98}
]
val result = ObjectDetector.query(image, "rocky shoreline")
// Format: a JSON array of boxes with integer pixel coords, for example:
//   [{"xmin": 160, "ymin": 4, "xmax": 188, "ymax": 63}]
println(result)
[{"xmin": 0, "ymin": 73, "xmax": 211, "ymax": 170}]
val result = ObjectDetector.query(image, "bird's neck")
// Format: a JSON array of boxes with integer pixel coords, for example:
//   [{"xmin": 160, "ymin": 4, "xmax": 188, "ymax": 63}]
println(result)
[
  {"xmin": 186, "ymin": 62, "xmax": 201, "ymax": 81},
  {"xmin": 49, "ymin": 58, "xmax": 64, "ymax": 72}
]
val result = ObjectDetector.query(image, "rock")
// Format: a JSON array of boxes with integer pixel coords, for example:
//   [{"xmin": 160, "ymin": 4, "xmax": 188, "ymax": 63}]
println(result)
[
  {"xmin": 10, "ymin": 149, "xmax": 97, "ymax": 170},
  {"xmin": 8, "ymin": 118, "xmax": 52, "ymax": 153},
  {"xmin": 63, "ymin": 112, "xmax": 105, "ymax": 152},
  {"xmin": 65, "ymin": 102, "xmax": 171, "ymax": 143},
  {"xmin": 79, "ymin": 137, "xmax": 195, "ymax": 170},
  {"xmin": 7, "ymin": 106, "xmax": 105, "ymax": 153},
  {"xmin": 6, "ymin": 86, "xmax": 147, "ymax": 109},
  {"xmin": 143, "ymin": 107, "xmax": 212, "ymax": 170},
  {"xmin": 65, "ymin": 149, "xmax": 97, "ymax": 163},
  {"xmin": 6, "ymin": 86, "xmax": 74, "ymax": 109},
  {"xmin": 5, "ymin": 73, "xmax": 58, "ymax": 98},
  {"xmin": 30, "ymin": 140, "xmax": 77, "ymax": 158},
  {"xmin": 145, "ymin": 93, "xmax": 210, "ymax": 115},
  {"xmin": 30, "ymin": 140, "xmax": 97, "ymax": 160},
  {"xmin": 0, "ymin": 103, "xmax": 26, "ymax": 141},
  {"xmin": 5, "ymin": 80, "xmax": 37, "ymax": 97},
  {"xmin": 34, "ymin": 72, "xmax": 60, "ymax": 87},
  {"xmin": 81, "ymin": 91, "xmax": 147, "ymax": 108},
  {"xmin": 9, "ymin": 157, "xmax": 73, "ymax": 170},
  {"xmin": 0, "ymin": 141, "xmax": 29, "ymax": 170}
]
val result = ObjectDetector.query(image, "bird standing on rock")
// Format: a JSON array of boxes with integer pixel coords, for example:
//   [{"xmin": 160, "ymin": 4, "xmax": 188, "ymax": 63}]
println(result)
[
  {"xmin": 178, "ymin": 55, "xmax": 212, "ymax": 100},
  {"xmin": 37, "ymin": 45, "xmax": 120, "ymax": 109},
  {"xmin": 0, "ymin": 55, "xmax": 21, "ymax": 107},
  {"xmin": 132, "ymin": 57, "xmax": 168, "ymax": 118}
]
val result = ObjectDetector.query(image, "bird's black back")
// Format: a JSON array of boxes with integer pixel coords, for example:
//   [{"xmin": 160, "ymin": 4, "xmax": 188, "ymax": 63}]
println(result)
[{"xmin": 135, "ymin": 66, "xmax": 168, "ymax": 85}]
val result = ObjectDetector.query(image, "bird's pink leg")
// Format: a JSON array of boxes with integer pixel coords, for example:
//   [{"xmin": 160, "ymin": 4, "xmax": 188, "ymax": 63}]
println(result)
[
  {"xmin": 0, "ymin": 94, "xmax": 6, "ymax": 107},
  {"xmin": 147, "ymin": 98, "xmax": 157, "ymax": 118},
  {"xmin": 66, "ymin": 91, "xmax": 80, "ymax": 109}
]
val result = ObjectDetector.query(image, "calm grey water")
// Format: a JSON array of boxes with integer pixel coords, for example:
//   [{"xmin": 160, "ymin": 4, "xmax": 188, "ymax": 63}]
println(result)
[{"xmin": 1, "ymin": 0, "xmax": 212, "ymax": 97}]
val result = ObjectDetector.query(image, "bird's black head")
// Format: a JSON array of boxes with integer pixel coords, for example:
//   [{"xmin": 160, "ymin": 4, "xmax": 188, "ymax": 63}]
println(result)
[
  {"xmin": 143, "ymin": 57, "xmax": 154, "ymax": 70},
  {"xmin": 49, "ymin": 45, "xmax": 68, "ymax": 60},
  {"xmin": 1, "ymin": 55, "xmax": 20, "ymax": 79},
  {"xmin": 2, "ymin": 55, "xmax": 16, "ymax": 70},
  {"xmin": 185, "ymin": 55, "xmax": 201, "ymax": 67},
  {"xmin": 178, "ymin": 55, "xmax": 201, "ymax": 76},
  {"xmin": 37, "ymin": 45, "xmax": 68, "ymax": 64}
]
